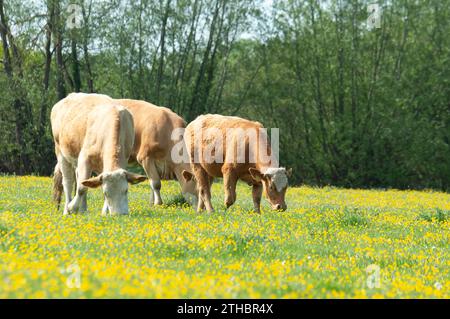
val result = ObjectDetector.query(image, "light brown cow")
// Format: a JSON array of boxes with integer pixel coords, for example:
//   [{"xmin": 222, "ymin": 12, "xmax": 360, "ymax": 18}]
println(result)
[
  {"xmin": 51, "ymin": 93, "xmax": 147, "ymax": 215},
  {"xmin": 116, "ymin": 99, "xmax": 198, "ymax": 207},
  {"xmin": 183, "ymin": 114, "xmax": 292, "ymax": 213}
]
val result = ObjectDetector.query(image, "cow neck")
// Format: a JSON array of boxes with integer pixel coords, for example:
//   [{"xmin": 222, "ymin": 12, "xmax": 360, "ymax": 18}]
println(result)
[
  {"xmin": 254, "ymin": 151, "xmax": 279, "ymax": 174},
  {"xmin": 250, "ymin": 130, "xmax": 279, "ymax": 174},
  {"xmin": 256, "ymin": 163, "xmax": 274, "ymax": 174}
]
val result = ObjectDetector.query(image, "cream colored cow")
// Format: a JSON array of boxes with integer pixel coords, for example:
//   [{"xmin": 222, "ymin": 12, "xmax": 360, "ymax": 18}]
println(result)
[
  {"xmin": 51, "ymin": 93, "xmax": 147, "ymax": 215},
  {"xmin": 116, "ymin": 99, "xmax": 198, "ymax": 207},
  {"xmin": 183, "ymin": 114, "xmax": 292, "ymax": 213}
]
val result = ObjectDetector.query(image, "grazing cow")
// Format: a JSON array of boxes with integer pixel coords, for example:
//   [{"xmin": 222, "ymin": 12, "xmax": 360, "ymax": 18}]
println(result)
[
  {"xmin": 116, "ymin": 99, "xmax": 198, "ymax": 207},
  {"xmin": 51, "ymin": 93, "xmax": 147, "ymax": 215},
  {"xmin": 183, "ymin": 114, "xmax": 292, "ymax": 213}
]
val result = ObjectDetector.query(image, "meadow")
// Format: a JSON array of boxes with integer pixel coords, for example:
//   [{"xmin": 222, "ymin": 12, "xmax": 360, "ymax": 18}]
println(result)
[{"xmin": 0, "ymin": 175, "xmax": 448, "ymax": 298}]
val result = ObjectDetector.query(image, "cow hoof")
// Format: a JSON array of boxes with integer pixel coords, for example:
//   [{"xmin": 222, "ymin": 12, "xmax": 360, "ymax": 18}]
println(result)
[{"xmin": 67, "ymin": 201, "xmax": 78, "ymax": 213}]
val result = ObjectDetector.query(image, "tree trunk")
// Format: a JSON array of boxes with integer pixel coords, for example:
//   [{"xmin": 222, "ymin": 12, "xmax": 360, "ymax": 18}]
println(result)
[
  {"xmin": 71, "ymin": 36, "xmax": 82, "ymax": 92},
  {"xmin": 187, "ymin": 0, "xmax": 221, "ymax": 120},
  {"xmin": 54, "ymin": 0, "xmax": 66, "ymax": 100},
  {"xmin": 155, "ymin": 0, "xmax": 171, "ymax": 104},
  {"xmin": 38, "ymin": 0, "xmax": 54, "ymax": 136},
  {"xmin": 82, "ymin": 1, "xmax": 94, "ymax": 92},
  {"xmin": 0, "ymin": 0, "xmax": 31, "ymax": 173}
]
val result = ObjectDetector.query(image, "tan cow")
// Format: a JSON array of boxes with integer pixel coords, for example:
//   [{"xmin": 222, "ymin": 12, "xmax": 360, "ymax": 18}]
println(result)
[
  {"xmin": 116, "ymin": 99, "xmax": 198, "ymax": 207},
  {"xmin": 51, "ymin": 93, "xmax": 147, "ymax": 215},
  {"xmin": 183, "ymin": 114, "xmax": 292, "ymax": 213}
]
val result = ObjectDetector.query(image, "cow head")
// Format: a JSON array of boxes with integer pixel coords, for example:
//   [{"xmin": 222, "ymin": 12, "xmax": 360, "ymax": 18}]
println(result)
[
  {"xmin": 180, "ymin": 170, "xmax": 199, "ymax": 208},
  {"xmin": 249, "ymin": 167, "xmax": 292, "ymax": 211},
  {"xmin": 81, "ymin": 169, "xmax": 147, "ymax": 215}
]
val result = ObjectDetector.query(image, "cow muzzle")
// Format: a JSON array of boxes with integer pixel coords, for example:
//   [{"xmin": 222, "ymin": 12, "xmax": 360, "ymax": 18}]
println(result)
[{"xmin": 272, "ymin": 203, "xmax": 287, "ymax": 211}]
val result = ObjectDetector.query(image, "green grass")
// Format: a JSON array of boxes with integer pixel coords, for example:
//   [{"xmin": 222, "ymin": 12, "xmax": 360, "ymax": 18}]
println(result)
[{"xmin": 0, "ymin": 175, "xmax": 449, "ymax": 298}]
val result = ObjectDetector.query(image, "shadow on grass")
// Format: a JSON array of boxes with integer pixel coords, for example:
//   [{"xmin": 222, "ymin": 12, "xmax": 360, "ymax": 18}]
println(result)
[{"xmin": 164, "ymin": 194, "xmax": 187, "ymax": 206}]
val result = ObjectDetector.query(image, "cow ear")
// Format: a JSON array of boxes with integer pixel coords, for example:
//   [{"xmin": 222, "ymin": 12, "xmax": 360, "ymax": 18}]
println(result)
[
  {"xmin": 126, "ymin": 172, "xmax": 147, "ymax": 185},
  {"xmin": 286, "ymin": 168, "xmax": 293, "ymax": 178},
  {"xmin": 82, "ymin": 175, "xmax": 103, "ymax": 188},
  {"xmin": 182, "ymin": 170, "xmax": 194, "ymax": 182},
  {"xmin": 249, "ymin": 168, "xmax": 263, "ymax": 182}
]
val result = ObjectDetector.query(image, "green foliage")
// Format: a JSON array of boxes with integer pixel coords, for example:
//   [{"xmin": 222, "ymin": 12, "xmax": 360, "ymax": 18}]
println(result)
[
  {"xmin": 418, "ymin": 209, "xmax": 449, "ymax": 223},
  {"xmin": 340, "ymin": 209, "xmax": 370, "ymax": 227}
]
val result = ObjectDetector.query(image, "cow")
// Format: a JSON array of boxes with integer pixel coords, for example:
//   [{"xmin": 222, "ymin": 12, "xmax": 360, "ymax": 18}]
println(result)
[
  {"xmin": 116, "ymin": 99, "xmax": 198, "ymax": 207},
  {"xmin": 51, "ymin": 93, "xmax": 147, "ymax": 216},
  {"xmin": 183, "ymin": 114, "xmax": 292, "ymax": 213}
]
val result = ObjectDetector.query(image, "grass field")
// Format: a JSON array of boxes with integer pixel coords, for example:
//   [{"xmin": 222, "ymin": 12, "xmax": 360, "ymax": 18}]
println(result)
[{"xmin": 0, "ymin": 175, "xmax": 449, "ymax": 298}]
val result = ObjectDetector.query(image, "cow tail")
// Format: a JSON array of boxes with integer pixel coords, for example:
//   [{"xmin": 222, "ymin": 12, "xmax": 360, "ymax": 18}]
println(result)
[{"xmin": 53, "ymin": 163, "xmax": 63, "ymax": 210}]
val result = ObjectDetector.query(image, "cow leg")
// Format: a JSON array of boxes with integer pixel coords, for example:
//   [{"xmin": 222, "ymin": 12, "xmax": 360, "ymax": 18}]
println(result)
[
  {"xmin": 222, "ymin": 167, "xmax": 238, "ymax": 209},
  {"xmin": 142, "ymin": 157, "xmax": 163, "ymax": 205},
  {"xmin": 197, "ymin": 176, "xmax": 214, "ymax": 211},
  {"xmin": 80, "ymin": 192, "xmax": 87, "ymax": 212},
  {"xmin": 196, "ymin": 178, "xmax": 213, "ymax": 212},
  {"xmin": 59, "ymin": 157, "xmax": 75, "ymax": 215},
  {"xmin": 192, "ymin": 165, "xmax": 214, "ymax": 213},
  {"xmin": 252, "ymin": 183, "xmax": 263, "ymax": 214},
  {"xmin": 198, "ymin": 196, "xmax": 205, "ymax": 211},
  {"xmin": 148, "ymin": 189, "xmax": 155, "ymax": 207},
  {"xmin": 101, "ymin": 200, "xmax": 109, "ymax": 216},
  {"xmin": 76, "ymin": 170, "xmax": 87, "ymax": 212},
  {"xmin": 68, "ymin": 158, "xmax": 91, "ymax": 213},
  {"xmin": 195, "ymin": 194, "xmax": 204, "ymax": 212}
]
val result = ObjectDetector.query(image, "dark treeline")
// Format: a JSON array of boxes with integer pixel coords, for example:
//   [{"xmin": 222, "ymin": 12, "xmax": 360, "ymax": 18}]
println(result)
[{"xmin": 0, "ymin": 0, "xmax": 449, "ymax": 190}]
